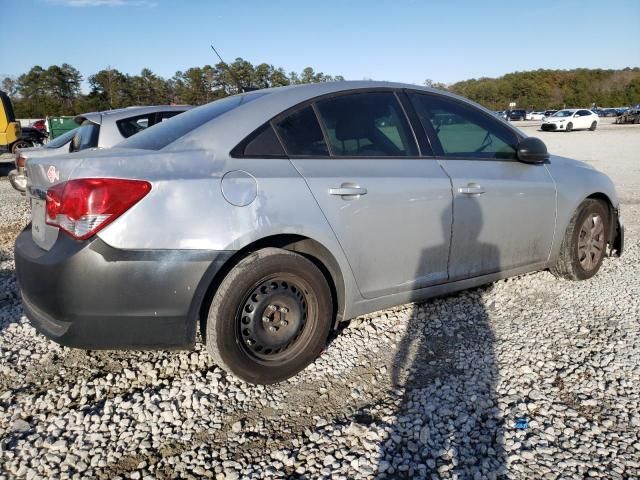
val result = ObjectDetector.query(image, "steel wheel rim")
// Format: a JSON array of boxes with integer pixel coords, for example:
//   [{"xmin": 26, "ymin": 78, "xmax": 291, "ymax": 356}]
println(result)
[
  {"xmin": 577, "ymin": 213, "xmax": 605, "ymax": 271},
  {"xmin": 236, "ymin": 274, "xmax": 313, "ymax": 363}
]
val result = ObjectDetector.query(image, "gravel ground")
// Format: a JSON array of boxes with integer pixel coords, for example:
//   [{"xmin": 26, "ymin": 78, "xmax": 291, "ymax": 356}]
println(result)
[{"xmin": 1, "ymin": 124, "xmax": 639, "ymax": 479}]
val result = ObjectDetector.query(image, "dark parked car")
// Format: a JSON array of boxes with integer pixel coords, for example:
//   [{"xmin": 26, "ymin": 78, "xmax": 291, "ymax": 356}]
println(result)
[
  {"xmin": 507, "ymin": 109, "xmax": 527, "ymax": 121},
  {"xmin": 11, "ymin": 126, "xmax": 48, "ymax": 152}
]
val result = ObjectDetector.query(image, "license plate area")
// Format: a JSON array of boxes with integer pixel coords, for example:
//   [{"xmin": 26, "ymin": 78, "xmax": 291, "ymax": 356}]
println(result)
[{"xmin": 31, "ymin": 198, "xmax": 47, "ymax": 244}]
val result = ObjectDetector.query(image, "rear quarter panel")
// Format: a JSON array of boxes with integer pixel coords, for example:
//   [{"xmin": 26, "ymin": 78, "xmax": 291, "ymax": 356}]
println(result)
[{"xmin": 75, "ymin": 149, "xmax": 363, "ymax": 319}]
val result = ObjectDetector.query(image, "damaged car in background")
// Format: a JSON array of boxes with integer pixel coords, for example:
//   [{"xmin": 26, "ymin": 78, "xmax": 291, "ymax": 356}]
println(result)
[{"xmin": 8, "ymin": 105, "xmax": 191, "ymax": 192}]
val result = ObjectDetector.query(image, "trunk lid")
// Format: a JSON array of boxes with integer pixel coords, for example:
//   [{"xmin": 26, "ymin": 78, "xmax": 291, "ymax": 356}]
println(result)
[{"xmin": 26, "ymin": 154, "xmax": 86, "ymax": 250}]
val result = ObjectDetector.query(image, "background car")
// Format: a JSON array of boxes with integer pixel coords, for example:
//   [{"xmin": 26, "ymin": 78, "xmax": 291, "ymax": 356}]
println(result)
[
  {"xmin": 15, "ymin": 81, "xmax": 623, "ymax": 385},
  {"xmin": 526, "ymin": 111, "xmax": 545, "ymax": 120},
  {"xmin": 507, "ymin": 109, "xmax": 527, "ymax": 121},
  {"xmin": 544, "ymin": 109, "xmax": 558, "ymax": 117},
  {"xmin": 8, "ymin": 105, "xmax": 191, "ymax": 192},
  {"xmin": 541, "ymin": 109, "xmax": 599, "ymax": 132}
]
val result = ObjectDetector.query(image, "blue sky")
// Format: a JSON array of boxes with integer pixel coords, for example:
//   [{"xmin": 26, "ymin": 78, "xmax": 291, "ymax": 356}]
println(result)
[{"xmin": 1, "ymin": 0, "xmax": 639, "ymax": 89}]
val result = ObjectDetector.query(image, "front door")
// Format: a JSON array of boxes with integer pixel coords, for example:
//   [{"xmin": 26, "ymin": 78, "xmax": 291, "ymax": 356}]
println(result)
[
  {"xmin": 409, "ymin": 92, "xmax": 556, "ymax": 280},
  {"xmin": 275, "ymin": 91, "xmax": 453, "ymax": 299}
]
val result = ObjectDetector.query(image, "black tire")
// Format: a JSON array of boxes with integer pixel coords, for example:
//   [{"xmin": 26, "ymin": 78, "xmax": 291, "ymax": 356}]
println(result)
[
  {"xmin": 589, "ymin": 121, "xmax": 597, "ymax": 131},
  {"xmin": 551, "ymin": 199, "xmax": 609, "ymax": 281},
  {"xmin": 565, "ymin": 122, "xmax": 573, "ymax": 132},
  {"xmin": 11, "ymin": 140, "xmax": 31, "ymax": 153},
  {"xmin": 206, "ymin": 248, "xmax": 333, "ymax": 384}
]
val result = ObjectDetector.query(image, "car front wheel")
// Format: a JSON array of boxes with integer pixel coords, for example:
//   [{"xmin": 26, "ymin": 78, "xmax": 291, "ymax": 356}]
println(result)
[
  {"xmin": 206, "ymin": 248, "xmax": 333, "ymax": 384},
  {"xmin": 551, "ymin": 199, "xmax": 609, "ymax": 280},
  {"xmin": 565, "ymin": 122, "xmax": 573, "ymax": 132}
]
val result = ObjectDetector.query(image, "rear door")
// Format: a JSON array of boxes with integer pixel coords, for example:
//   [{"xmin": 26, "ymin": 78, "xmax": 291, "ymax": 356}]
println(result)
[
  {"xmin": 409, "ymin": 91, "xmax": 556, "ymax": 280},
  {"xmin": 283, "ymin": 90, "xmax": 453, "ymax": 299}
]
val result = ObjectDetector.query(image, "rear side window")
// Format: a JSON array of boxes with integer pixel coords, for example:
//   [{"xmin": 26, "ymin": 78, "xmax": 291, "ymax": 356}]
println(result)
[
  {"xmin": 232, "ymin": 124, "xmax": 285, "ymax": 157},
  {"xmin": 410, "ymin": 93, "xmax": 517, "ymax": 159},
  {"xmin": 315, "ymin": 92, "xmax": 417, "ymax": 157},
  {"xmin": 116, "ymin": 114, "xmax": 154, "ymax": 138},
  {"xmin": 117, "ymin": 93, "xmax": 266, "ymax": 150},
  {"xmin": 70, "ymin": 121, "xmax": 100, "ymax": 152},
  {"xmin": 274, "ymin": 106, "xmax": 329, "ymax": 156}
]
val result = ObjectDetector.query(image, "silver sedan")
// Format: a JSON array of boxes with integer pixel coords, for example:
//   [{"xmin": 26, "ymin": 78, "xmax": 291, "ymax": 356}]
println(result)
[{"xmin": 15, "ymin": 81, "xmax": 623, "ymax": 384}]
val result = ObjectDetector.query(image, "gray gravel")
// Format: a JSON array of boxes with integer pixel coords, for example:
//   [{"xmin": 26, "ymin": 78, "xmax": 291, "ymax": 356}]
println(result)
[{"xmin": 1, "ymin": 124, "xmax": 639, "ymax": 479}]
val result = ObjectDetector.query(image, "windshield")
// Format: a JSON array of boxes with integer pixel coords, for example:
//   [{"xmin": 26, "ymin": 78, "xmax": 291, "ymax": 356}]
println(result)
[
  {"xmin": 46, "ymin": 127, "xmax": 79, "ymax": 148},
  {"xmin": 117, "ymin": 92, "xmax": 267, "ymax": 151},
  {"xmin": 552, "ymin": 110, "xmax": 575, "ymax": 117}
]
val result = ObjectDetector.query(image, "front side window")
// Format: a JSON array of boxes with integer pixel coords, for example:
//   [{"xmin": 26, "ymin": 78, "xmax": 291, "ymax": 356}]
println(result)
[
  {"xmin": 70, "ymin": 121, "xmax": 100, "ymax": 152},
  {"xmin": 410, "ymin": 93, "xmax": 517, "ymax": 159},
  {"xmin": 274, "ymin": 105, "xmax": 328, "ymax": 156},
  {"xmin": 315, "ymin": 92, "xmax": 417, "ymax": 157}
]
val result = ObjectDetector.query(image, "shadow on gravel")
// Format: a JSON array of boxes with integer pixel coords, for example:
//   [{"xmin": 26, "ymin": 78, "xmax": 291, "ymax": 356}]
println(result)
[{"xmin": 372, "ymin": 198, "xmax": 506, "ymax": 478}]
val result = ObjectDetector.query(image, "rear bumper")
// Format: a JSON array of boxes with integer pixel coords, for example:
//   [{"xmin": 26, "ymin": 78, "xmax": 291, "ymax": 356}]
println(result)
[{"xmin": 15, "ymin": 225, "xmax": 234, "ymax": 349}]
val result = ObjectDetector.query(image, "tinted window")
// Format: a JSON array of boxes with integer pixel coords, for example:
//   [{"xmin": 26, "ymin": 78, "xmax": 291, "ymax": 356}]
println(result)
[
  {"xmin": 46, "ymin": 127, "xmax": 78, "ymax": 149},
  {"xmin": 577, "ymin": 110, "xmax": 591, "ymax": 116},
  {"xmin": 274, "ymin": 106, "xmax": 328, "ymax": 156},
  {"xmin": 70, "ymin": 121, "xmax": 100, "ymax": 152},
  {"xmin": 410, "ymin": 93, "xmax": 517, "ymax": 159},
  {"xmin": 235, "ymin": 124, "xmax": 285, "ymax": 157},
  {"xmin": 316, "ymin": 92, "xmax": 417, "ymax": 157},
  {"xmin": 117, "ymin": 93, "xmax": 266, "ymax": 150},
  {"xmin": 116, "ymin": 114, "xmax": 154, "ymax": 138},
  {"xmin": 158, "ymin": 110, "xmax": 184, "ymax": 122}
]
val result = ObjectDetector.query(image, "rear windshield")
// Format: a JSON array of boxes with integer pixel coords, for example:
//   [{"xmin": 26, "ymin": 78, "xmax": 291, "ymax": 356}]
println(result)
[
  {"xmin": 70, "ymin": 121, "xmax": 100, "ymax": 152},
  {"xmin": 117, "ymin": 93, "xmax": 267, "ymax": 151},
  {"xmin": 46, "ymin": 127, "xmax": 78, "ymax": 148}
]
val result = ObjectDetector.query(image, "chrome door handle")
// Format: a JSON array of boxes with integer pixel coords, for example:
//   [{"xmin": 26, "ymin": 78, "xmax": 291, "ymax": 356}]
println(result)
[
  {"xmin": 329, "ymin": 183, "xmax": 367, "ymax": 196},
  {"xmin": 458, "ymin": 183, "xmax": 485, "ymax": 196}
]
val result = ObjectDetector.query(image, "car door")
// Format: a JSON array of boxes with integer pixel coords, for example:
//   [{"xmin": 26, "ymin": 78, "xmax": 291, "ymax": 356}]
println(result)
[
  {"xmin": 280, "ymin": 91, "xmax": 453, "ymax": 299},
  {"xmin": 408, "ymin": 92, "xmax": 556, "ymax": 281}
]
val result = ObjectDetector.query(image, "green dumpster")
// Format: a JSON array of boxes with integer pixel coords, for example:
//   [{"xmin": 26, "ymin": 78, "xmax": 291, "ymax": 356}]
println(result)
[{"xmin": 46, "ymin": 116, "xmax": 77, "ymax": 139}]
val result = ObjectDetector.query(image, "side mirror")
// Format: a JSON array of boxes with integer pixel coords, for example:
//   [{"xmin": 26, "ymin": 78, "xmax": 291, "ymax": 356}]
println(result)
[{"xmin": 517, "ymin": 137, "xmax": 548, "ymax": 164}]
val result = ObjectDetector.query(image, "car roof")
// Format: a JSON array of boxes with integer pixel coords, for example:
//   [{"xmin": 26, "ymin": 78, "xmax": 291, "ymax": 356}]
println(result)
[
  {"xmin": 165, "ymin": 80, "xmax": 526, "ymax": 153},
  {"xmin": 75, "ymin": 104, "xmax": 192, "ymax": 126}
]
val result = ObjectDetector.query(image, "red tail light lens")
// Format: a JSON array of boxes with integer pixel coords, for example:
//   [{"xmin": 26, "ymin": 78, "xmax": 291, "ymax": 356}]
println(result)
[
  {"xmin": 16, "ymin": 154, "xmax": 26, "ymax": 169},
  {"xmin": 46, "ymin": 178, "xmax": 151, "ymax": 240}
]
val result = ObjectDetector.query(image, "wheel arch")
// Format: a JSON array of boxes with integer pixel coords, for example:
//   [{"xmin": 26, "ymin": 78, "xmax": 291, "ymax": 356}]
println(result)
[{"xmin": 196, "ymin": 234, "xmax": 346, "ymax": 342}]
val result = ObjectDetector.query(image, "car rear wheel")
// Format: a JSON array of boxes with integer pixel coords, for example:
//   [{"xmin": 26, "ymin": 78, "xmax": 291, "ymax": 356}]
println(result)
[
  {"xmin": 205, "ymin": 248, "xmax": 333, "ymax": 384},
  {"xmin": 551, "ymin": 199, "xmax": 609, "ymax": 281},
  {"xmin": 565, "ymin": 122, "xmax": 573, "ymax": 132},
  {"xmin": 589, "ymin": 121, "xmax": 597, "ymax": 131},
  {"xmin": 11, "ymin": 140, "xmax": 31, "ymax": 153}
]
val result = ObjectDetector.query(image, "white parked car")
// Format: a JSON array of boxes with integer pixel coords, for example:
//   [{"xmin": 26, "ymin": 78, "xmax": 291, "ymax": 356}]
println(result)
[
  {"xmin": 541, "ymin": 109, "xmax": 599, "ymax": 132},
  {"xmin": 527, "ymin": 111, "xmax": 545, "ymax": 121}
]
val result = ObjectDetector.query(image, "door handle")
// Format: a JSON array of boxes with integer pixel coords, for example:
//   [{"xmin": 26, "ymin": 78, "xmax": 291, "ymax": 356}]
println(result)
[
  {"xmin": 329, "ymin": 183, "xmax": 367, "ymax": 197},
  {"xmin": 458, "ymin": 183, "xmax": 485, "ymax": 196}
]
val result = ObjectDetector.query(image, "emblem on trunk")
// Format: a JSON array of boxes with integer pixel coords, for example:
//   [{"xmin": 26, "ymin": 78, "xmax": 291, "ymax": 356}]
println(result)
[{"xmin": 47, "ymin": 166, "xmax": 60, "ymax": 183}]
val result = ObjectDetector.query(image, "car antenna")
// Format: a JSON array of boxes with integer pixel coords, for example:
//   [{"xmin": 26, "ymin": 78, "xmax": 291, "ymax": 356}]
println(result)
[{"xmin": 210, "ymin": 44, "xmax": 258, "ymax": 93}]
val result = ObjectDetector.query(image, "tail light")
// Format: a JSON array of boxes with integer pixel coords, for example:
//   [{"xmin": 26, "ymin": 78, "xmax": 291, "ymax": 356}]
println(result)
[
  {"xmin": 15, "ymin": 153, "xmax": 26, "ymax": 169},
  {"xmin": 46, "ymin": 178, "xmax": 151, "ymax": 240}
]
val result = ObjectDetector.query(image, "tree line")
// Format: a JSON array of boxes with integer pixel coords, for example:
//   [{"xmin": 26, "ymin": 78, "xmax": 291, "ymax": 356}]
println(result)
[
  {"xmin": 1, "ymin": 60, "xmax": 344, "ymax": 117},
  {"xmin": 444, "ymin": 68, "xmax": 640, "ymax": 110},
  {"xmin": 3, "ymin": 63, "xmax": 639, "ymax": 118}
]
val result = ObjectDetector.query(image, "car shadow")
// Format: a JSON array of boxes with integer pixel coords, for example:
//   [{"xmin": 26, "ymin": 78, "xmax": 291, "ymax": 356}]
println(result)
[{"xmin": 370, "ymin": 197, "xmax": 506, "ymax": 478}]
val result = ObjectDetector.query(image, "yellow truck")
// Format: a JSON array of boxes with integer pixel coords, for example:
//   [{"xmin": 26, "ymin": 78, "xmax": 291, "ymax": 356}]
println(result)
[{"xmin": 0, "ymin": 90, "xmax": 21, "ymax": 152}]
